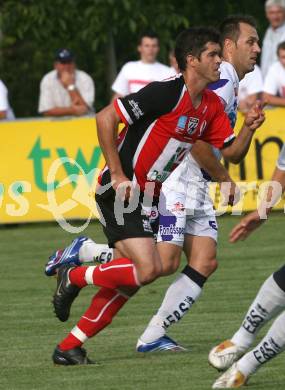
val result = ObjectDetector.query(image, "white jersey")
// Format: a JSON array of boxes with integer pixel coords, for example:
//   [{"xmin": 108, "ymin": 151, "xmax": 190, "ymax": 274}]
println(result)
[
  {"xmin": 263, "ymin": 61, "xmax": 285, "ymax": 97},
  {"xmin": 239, "ymin": 65, "xmax": 263, "ymax": 102},
  {"xmin": 163, "ymin": 61, "xmax": 239, "ymax": 212},
  {"xmin": 111, "ymin": 60, "xmax": 174, "ymax": 95}
]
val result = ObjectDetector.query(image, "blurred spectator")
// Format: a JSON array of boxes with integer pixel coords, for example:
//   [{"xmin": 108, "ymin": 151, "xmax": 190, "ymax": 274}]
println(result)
[
  {"xmin": 112, "ymin": 31, "xmax": 173, "ymax": 98},
  {"xmin": 238, "ymin": 65, "xmax": 263, "ymax": 113},
  {"xmin": 261, "ymin": 0, "xmax": 285, "ymax": 78},
  {"xmin": 0, "ymin": 79, "xmax": 15, "ymax": 120},
  {"xmin": 263, "ymin": 41, "xmax": 285, "ymax": 106},
  {"xmin": 169, "ymin": 48, "xmax": 179, "ymax": 74},
  {"xmin": 38, "ymin": 49, "xmax": 95, "ymax": 117}
]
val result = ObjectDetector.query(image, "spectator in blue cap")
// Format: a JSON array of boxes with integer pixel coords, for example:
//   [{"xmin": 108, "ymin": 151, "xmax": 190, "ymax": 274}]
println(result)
[{"xmin": 38, "ymin": 48, "xmax": 95, "ymax": 117}]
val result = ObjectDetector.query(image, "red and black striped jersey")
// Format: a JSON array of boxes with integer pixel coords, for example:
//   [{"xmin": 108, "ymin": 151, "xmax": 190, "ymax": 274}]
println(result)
[{"xmin": 99, "ymin": 74, "xmax": 235, "ymax": 196}]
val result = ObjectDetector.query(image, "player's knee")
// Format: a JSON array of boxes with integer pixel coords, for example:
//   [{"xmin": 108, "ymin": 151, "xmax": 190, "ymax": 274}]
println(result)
[
  {"xmin": 139, "ymin": 271, "xmax": 158, "ymax": 285},
  {"xmin": 137, "ymin": 262, "xmax": 162, "ymax": 285},
  {"xmin": 206, "ymin": 257, "xmax": 218, "ymax": 275},
  {"xmin": 161, "ymin": 255, "xmax": 180, "ymax": 276}
]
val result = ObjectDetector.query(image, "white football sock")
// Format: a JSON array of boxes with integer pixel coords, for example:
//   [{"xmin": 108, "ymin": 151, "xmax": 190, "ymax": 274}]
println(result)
[
  {"xmin": 237, "ymin": 310, "xmax": 285, "ymax": 377},
  {"xmin": 140, "ymin": 273, "xmax": 202, "ymax": 343},
  {"xmin": 231, "ymin": 275, "xmax": 285, "ymax": 351},
  {"xmin": 79, "ymin": 239, "xmax": 113, "ymax": 263}
]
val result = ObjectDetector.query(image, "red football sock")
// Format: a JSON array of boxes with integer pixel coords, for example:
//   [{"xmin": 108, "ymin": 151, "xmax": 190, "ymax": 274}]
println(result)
[
  {"xmin": 59, "ymin": 287, "xmax": 129, "ymax": 351},
  {"xmin": 68, "ymin": 266, "xmax": 88, "ymax": 288},
  {"xmin": 69, "ymin": 258, "xmax": 139, "ymax": 290}
]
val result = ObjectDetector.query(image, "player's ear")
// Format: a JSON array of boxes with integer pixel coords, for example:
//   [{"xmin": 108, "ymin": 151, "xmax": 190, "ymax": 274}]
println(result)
[
  {"xmin": 186, "ymin": 54, "xmax": 197, "ymax": 68},
  {"xmin": 223, "ymin": 38, "xmax": 235, "ymax": 53}
]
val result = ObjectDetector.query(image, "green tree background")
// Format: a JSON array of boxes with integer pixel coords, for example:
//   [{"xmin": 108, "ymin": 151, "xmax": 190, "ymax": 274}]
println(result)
[{"xmin": 0, "ymin": 0, "xmax": 267, "ymax": 117}]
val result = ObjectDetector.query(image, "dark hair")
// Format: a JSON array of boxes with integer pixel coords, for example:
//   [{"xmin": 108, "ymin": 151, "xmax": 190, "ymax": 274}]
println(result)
[
  {"xmin": 219, "ymin": 15, "xmax": 257, "ymax": 47},
  {"xmin": 175, "ymin": 27, "xmax": 220, "ymax": 71},
  {"xmin": 138, "ymin": 30, "xmax": 159, "ymax": 45},
  {"xmin": 277, "ymin": 41, "xmax": 285, "ymax": 55}
]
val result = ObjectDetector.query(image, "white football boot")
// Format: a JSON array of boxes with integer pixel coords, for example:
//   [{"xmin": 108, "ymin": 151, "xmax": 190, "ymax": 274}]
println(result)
[
  {"xmin": 209, "ymin": 340, "xmax": 244, "ymax": 371},
  {"xmin": 212, "ymin": 363, "xmax": 248, "ymax": 388}
]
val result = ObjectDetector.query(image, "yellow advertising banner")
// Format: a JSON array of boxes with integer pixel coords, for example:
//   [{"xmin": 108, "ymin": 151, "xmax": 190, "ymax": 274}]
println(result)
[
  {"xmin": 0, "ymin": 117, "xmax": 105, "ymax": 225},
  {"xmin": 0, "ymin": 110, "xmax": 285, "ymax": 224},
  {"xmin": 216, "ymin": 108, "xmax": 285, "ymax": 214}
]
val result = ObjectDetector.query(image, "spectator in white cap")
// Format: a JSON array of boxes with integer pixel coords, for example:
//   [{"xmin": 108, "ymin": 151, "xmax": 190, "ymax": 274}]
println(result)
[
  {"xmin": 38, "ymin": 48, "xmax": 95, "ymax": 117},
  {"xmin": 263, "ymin": 40, "xmax": 285, "ymax": 106},
  {"xmin": 0, "ymin": 79, "xmax": 15, "ymax": 120},
  {"xmin": 261, "ymin": 0, "xmax": 285, "ymax": 78}
]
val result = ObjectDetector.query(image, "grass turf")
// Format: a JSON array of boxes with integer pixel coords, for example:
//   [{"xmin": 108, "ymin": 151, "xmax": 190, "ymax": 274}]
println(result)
[{"xmin": 1, "ymin": 213, "xmax": 284, "ymax": 390}]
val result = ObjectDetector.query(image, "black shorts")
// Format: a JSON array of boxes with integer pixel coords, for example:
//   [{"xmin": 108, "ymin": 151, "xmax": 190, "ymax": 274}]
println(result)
[{"xmin": 95, "ymin": 189, "xmax": 159, "ymax": 247}]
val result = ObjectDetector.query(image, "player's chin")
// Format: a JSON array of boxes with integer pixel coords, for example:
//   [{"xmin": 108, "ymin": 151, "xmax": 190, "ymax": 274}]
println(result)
[
  {"xmin": 247, "ymin": 61, "xmax": 256, "ymax": 72},
  {"xmin": 210, "ymin": 71, "xmax": 220, "ymax": 82}
]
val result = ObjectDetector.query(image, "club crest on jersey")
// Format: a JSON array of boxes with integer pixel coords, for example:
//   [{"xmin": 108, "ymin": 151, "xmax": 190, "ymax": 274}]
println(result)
[
  {"xmin": 187, "ymin": 117, "xmax": 199, "ymax": 135},
  {"xmin": 175, "ymin": 115, "xmax": 187, "ymax": 134}
]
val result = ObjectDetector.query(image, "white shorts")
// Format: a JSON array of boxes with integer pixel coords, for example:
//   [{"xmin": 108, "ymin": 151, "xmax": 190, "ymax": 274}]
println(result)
[{"xmin": 157, "ymin": 184, "xmax": 218, "ymax": 246}]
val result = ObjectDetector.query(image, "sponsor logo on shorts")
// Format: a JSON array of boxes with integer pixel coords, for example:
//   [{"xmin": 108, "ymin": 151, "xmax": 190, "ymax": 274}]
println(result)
[
  {"xmin": 142, "ymin": 219, "xmax": 152, "ymax": 233},
  {"xmin": 159, "ymin": 215, "xmax": 185, "ymax": 241},
  {"xmin": 209, "ymin": 220, "xmax": 218, "ymax": 231},
  {"xmin": 171, "ymin": 201, "xmax": 185, "ymax": 213}
]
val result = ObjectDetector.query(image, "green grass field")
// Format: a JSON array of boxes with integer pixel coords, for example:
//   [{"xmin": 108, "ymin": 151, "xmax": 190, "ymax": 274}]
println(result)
[{"xmin": 1, "ymin": 214, "xmax": 285, "ymax": 390}]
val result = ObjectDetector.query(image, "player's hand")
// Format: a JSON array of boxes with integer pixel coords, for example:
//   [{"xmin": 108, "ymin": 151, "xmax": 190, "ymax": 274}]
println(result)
[
  {"xmin": 220, "ymin": 180, "xmax": 240, "ymax": 207},
  {"xmin": 229, "ymin": 210, "xmax": 265, "ymax": 242},
  {"xmin": 244, "ymin": 100, "xmax": 265, "ymax": 132},
  {"xmin": 111, "ymin": 172, "xmax": 134, "ymax": 201},
  {"xmin": 60, "ymin": 70, "xmax": 75, "ymax": 88}
]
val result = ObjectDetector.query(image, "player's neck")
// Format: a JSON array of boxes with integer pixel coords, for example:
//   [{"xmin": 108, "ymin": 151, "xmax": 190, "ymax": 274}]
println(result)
[
  {"xmin": 222, "ymin": 56, "xmax": 244, "ymax": 81},
  {"xmin": 182, "ymin": 71, "xmax": 206, "ymax": 108}
]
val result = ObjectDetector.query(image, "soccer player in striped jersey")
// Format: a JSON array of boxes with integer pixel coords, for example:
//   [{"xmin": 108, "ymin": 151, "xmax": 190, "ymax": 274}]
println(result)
[{"xmin": 49, "ymin": 26, "xmax": 239, "ymax": 365}]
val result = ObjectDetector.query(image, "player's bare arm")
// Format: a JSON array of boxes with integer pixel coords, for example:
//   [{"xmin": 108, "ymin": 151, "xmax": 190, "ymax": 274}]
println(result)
[
  {"xmin": 230, "ymin": 167, "xmax": 285, "ymax": 243},
  {"xmin": 191, "ymin": 141, "xmax": 234, "ymax": 183},
  {"xmin": 222, "ymin": 101, "xmax": 265, "ymax": 163},
  {"xmin": 191, "ymin": 141, "xmax": 239, "ymax": 206}
]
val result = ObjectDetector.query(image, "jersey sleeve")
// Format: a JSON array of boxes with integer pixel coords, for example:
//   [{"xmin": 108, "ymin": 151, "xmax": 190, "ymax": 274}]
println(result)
[
  {"xmin": 263, "ymin": 65, "xmax": 279, "ymax": 95},
  {"xmin": 208, "ymin": 78, "xmax": 233, "ymax": 107},
  {"xmin": 201, "ymin": 98, "xmax": 235, "ymax": 149},
  {"xmin": 113, "ymin": 80, "xmax": 177, "ymax": 126}
]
